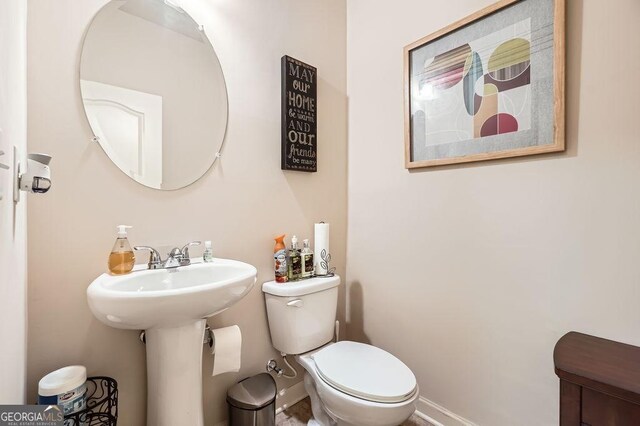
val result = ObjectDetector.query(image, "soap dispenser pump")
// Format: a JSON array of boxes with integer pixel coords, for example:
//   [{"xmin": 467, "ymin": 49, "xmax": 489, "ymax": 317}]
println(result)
[{"xmin": 108, "ymin": 225, "xmax": 135, "ymax": 275}]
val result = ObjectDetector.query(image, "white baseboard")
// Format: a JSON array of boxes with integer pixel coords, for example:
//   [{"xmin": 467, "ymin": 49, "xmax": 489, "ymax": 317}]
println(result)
[
  {"xmin": 274, "ymin": 386, "xmax": 476, "ymax": 426},
  {"xmin": 415, "ymin": 396, "xmax": 477, "ymax": 426},
  {"xmin": 275, "ymin": 379, "xmax": 308, "ymax": 414}
]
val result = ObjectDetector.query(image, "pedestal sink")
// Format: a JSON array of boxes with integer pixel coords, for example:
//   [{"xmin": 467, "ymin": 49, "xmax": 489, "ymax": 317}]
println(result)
[{"xmin": 87, "ymin": 258, "xmax": 257, "ymax": 426}]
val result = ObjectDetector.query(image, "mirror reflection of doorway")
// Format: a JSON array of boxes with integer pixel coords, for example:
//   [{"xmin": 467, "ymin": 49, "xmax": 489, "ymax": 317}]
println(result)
[{"xmin": 81, "ymin": 80, "xmax": 163, "ymax": 188}]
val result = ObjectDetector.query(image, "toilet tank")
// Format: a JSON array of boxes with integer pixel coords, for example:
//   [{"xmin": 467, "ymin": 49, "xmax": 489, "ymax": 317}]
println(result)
[{"xmin": 262, "ymin": 275, "xmax": 340, "ymax": 355}]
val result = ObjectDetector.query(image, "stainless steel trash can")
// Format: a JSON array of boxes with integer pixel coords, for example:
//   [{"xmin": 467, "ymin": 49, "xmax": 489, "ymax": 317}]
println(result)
[{"xmin": 227, "ymin": 373, "xmax": 276, "ymax": 426}]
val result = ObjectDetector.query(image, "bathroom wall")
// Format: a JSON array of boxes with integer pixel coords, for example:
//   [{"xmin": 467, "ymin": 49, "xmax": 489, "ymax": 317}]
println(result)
[
  {"xmin": 26, "ymin": 0, "xmax": 346, "ymax": 424},
  {"xmin": 347, "ymin": 0, "xmax": 640, "ymax": 425},
  {"xmin": 0, "ymin": 0, "xmax": 28, "ymax": 404}
]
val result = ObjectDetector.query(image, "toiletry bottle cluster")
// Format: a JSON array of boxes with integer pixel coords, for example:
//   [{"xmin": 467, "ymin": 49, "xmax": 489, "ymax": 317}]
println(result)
[
  {"xmin": 107, "ymin": 225, "xmax": 214, "ymax": 275},
  {"xmin": 273, "ymin": 234, "xmax": 314, "ymax": 282}
]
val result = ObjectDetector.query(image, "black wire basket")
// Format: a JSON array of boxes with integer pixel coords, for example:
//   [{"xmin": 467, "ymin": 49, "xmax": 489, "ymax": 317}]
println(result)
[{"xmin": 64, "ymin": 377, "xmax": 118, "ymax": 426}]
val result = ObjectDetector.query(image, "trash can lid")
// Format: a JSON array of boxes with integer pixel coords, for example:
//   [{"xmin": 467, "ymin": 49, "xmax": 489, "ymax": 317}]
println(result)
[{"xmin": 227, "ymin": 373, "xmax": 276, "ymax": 410}]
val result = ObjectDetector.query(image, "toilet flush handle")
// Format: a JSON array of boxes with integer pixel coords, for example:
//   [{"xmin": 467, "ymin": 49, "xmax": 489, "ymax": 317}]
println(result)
[{"xmin": 287, "ymin": 299, "xmax": 303, "ymax": 308}]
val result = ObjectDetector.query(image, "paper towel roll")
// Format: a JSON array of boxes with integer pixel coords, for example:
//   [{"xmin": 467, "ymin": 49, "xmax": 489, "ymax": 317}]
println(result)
[
  {"xmin": 211, "ymin": 325, "xmax": 242, "ymax": 376},
  {"xmin": 314, "ymin": 222, "xmax": 330, "ymax": 275}
]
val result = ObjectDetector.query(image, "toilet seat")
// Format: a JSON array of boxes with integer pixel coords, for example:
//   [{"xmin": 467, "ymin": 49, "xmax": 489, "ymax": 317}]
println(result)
[{"xmin": 311, "ymin": 341, "xmax": 417, "ymax": 403}]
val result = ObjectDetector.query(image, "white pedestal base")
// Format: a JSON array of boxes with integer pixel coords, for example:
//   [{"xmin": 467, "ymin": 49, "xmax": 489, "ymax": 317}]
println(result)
[{"xmin": 145, "ymin": 320, "xmax": 207, "ymax": 426}]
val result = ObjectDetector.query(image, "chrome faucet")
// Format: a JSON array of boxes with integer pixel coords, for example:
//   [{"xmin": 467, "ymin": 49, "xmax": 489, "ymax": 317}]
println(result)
[
  {"xmin": 179, "ymin": 241, "xmax": 201, "ymax": 266},
  {"xmin": 134, "ymin": 241, "xmax": 201, "ymax": 270},
  {"xmin": 133, "ymin": 246, "xmax": 163, "ymax": 269}
]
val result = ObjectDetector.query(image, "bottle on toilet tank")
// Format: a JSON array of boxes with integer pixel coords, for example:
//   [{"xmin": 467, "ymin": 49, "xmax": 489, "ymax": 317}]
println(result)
[
  {"xmin": 274, "ymin": 235, "xmax": 288, "ymax": 283},
  {"xmin": 301, "ymin": 239, "xmax": 314, "ymax": 278},
  {"xmin": 287, "ymin": 235, "xmax": 302, "ymax": 281}
]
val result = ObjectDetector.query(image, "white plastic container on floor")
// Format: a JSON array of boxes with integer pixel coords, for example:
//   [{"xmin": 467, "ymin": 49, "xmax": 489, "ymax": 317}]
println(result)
[{"xmin": 38, "ymin": 365, "xmax": 87, "ymax": 416}]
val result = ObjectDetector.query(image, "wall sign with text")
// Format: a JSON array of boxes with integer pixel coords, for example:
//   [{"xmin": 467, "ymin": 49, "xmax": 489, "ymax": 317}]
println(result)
[{"xmin": 281, "ymin": 55, "xmax": 317, "ymax": 172}]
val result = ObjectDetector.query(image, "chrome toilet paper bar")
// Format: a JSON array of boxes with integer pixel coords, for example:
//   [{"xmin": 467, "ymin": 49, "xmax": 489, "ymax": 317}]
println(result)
[{"xmin": 139, "ymin": 325, "xmax": 215, "ymax": 349}]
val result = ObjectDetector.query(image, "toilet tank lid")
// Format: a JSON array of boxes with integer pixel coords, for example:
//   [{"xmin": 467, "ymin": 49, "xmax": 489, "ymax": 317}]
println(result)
[{"xmin": 262, "ymin": 275, "xmax": 340, "ymax": 297}]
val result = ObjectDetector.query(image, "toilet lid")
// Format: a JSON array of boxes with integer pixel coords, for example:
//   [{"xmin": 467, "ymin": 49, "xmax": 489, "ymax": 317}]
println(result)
[{"xmin": 312, "ymin": 341, "xmax": 417, "ymax": 403}]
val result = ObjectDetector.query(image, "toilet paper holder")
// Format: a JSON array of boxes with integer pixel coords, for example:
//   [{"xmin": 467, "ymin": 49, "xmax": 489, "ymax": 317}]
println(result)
[{"xmin": 139, "ymin": 326, "xmax": 214, "ymax": 349}]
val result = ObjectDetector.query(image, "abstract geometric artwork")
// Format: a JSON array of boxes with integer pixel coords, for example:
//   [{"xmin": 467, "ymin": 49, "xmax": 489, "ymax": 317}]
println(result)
[{"xmin": 404, "ymin": 0, "xmax": 565, "ymax": 168}]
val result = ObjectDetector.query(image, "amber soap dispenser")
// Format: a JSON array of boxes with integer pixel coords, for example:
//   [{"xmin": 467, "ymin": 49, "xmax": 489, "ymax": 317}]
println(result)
[{"xmin": 108, "ymin": 225, "xmax": 135, "ymax": 275}]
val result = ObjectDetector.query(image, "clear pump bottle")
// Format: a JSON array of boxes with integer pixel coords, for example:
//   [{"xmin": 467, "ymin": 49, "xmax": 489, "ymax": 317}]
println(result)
[
  {"xmin": 108, "ymin": 225, "xmax": 135, "ymax": 275},
  {"xmin": 301, "ymin": 239, "xmax": 314, "ymax": 278},
  {"xmin": 287, "ymin": 235, "xmax": 302, "ymax": 281}
]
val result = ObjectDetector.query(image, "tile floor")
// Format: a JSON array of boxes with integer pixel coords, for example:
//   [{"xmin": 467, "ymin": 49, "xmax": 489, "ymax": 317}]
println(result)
[{"xmin": 275, "ymin": 397, "xmax": 431, "ymax": 426}]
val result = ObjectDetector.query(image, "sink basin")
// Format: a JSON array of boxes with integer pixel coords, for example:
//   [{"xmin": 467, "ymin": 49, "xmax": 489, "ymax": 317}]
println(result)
[
  {"xmin": 87, "ymin": 258, "xmax": 257, "ymax": 329},
  {"xmin": 86, "ymin": 258, "xmax": 257, "ymax": 426}
]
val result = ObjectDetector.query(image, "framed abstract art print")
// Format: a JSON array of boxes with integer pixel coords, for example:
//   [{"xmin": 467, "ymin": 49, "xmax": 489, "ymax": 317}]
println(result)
[{"xmin": 404, "ymin": 0, "xmax": 565, "ymax": 168}]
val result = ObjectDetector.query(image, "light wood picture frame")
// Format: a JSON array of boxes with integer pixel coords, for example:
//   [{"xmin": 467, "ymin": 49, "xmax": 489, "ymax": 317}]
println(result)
[{"xmin": 404, "ymin": 0, "xmax": 565, "ymax": 169}]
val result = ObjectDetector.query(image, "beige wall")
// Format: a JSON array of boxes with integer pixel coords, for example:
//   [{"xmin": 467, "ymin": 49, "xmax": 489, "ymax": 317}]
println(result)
[
  {"xmin": 0, "ymin": 0, "xmax": 28, "ymax": 404},
  {"xmin": 26, "ymin": 0, "xmax": 346, "ymax": 424},
  {"xmin": 346, "ymin": 0, "xmax": 640, "ymax": 425}
]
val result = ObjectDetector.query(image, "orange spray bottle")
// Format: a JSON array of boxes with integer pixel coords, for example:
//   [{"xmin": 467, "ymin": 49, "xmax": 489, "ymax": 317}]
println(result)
[{"xmin": 274, "ymin": 235, "xmax": 288, "ymax": 283}]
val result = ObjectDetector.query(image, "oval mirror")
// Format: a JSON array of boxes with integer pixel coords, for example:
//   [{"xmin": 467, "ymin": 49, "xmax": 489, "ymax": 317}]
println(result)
[{"xmin": 80, "ymin": 0, "xmax": 228, "ymax": 190}]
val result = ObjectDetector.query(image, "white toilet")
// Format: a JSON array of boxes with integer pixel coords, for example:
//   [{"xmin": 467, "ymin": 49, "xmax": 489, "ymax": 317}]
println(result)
[{"xmin": 262, "ymin": 275, "xmax": 418, "ymax": 426}]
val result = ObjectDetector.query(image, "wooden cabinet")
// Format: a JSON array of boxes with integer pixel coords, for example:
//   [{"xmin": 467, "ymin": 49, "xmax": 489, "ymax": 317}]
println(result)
[{"xmin": 554, "ymin": 332, "xmax": 640, "ymax": 425}]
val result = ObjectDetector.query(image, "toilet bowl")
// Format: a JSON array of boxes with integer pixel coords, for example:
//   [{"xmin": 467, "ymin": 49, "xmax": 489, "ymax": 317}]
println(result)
[
  {"xmin": 297, "ymin": 342, "xmax": 419, "ymax": 426},
  {"xmin": 262, "ymin": 276, "xmax": 419, "ymax": 426}
]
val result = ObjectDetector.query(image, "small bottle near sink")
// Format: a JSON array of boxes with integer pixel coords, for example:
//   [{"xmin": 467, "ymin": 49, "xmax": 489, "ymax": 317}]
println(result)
[
  {"xmin": 203, "ymin": 240, "xmax": 214, "ymax": 262},
  {"xmin": 108, "ymin": 225, "xmax": 135, "ymax": 275}
]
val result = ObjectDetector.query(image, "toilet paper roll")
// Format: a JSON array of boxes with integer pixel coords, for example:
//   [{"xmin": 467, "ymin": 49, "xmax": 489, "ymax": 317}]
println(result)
[
  {"xmin": 314, "ymin": 222, "xmax": 330, "ymax": 275},
  {"xmin": 211, "ymin": 325, "xmax": 242, "ymax": 376}
]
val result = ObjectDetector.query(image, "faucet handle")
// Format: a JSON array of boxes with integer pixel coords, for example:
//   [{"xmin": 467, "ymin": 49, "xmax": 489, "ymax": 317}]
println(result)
[
  {"xmin": 180, "ymin": 241, "xmax": 201, "ymax": 260},
  {"xmin": 134, "ymin": 246, "xmax": 162, "ymax": 269}
]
